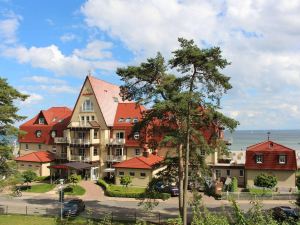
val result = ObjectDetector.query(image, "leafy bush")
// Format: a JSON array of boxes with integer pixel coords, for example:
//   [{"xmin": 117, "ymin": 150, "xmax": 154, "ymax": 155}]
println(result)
[
  {"xmin": 120, "ymin": 175, "xmax": 132, "ymax": 187},
  {"xmin": 231, "ymin": 177, "xmax": 238, "ymax": 192},
  {"xmin": 68, "ymin": 174, "xmax": 81, "ymax": 186},
  {"xmin": 254, "ymin": 173, "xmax": 277, "ymax": 189},
  {"xmin": 97, "ymin": 178, "xmax": 109, "ymax": 190},
  {"xmin": 34, "ymin": 176, "xmax": 49, "ymax": 182},
  {"xmin": 21, "ymin": 170, "xmax": 37, "ymax": 186}
]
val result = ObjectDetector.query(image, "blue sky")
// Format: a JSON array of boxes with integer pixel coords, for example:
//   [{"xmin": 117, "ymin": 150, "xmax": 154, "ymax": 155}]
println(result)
[{"xmin": 1, "ymin": 0, "xmax": 300, "ymax": 130}]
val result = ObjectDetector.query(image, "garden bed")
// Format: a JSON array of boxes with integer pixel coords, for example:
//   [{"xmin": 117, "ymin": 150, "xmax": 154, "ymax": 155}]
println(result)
[{"xmin": 63, "ymin": 185, "xmax": 86, "ymax": 196}]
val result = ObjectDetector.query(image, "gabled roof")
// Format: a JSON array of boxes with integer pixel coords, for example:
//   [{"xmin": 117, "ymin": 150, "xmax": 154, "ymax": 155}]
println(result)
[
  {"xmin": 15, "ymin": 151, "xmax": 55, "ymax": 163},
  {"xmin": 88, "ymin": 76, "xmax": 131, "ymax": 127},
  {"xmin": 113, "ymin": 154, "xmax": 163, "ymax": 169},
  {"xmin": 19, "ymin": 107, "xmax": 72, "ymax": 144},
  {"xmin": 245, "ymin": 140, "xmax": 297, "ymax": 171}
]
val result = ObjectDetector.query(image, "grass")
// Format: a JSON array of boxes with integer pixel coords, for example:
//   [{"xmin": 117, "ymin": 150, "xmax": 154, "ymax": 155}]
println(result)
[
  {"xmin": 23, "ymin": 184, "xmax": 56, "ymax": 193},
  {"xmin": 109, "ymin": 185, "xmax": 146, "ymax": 194},
  {"xmin": 0, "ymin": 215, "xmax": 55, "ymax": 225},
  {"xmin": 64, "ymin": 185, "xmax": 86, "ymax": 196},
  {"xmin": 249, "ymin": 188, "xmax": 272, "ymax": 196}
]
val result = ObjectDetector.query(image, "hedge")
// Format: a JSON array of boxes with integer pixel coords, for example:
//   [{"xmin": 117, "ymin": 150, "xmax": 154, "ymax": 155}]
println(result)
[{"xmin": 97, "ymin": 178, "xmax": 171, "ymax": 200}]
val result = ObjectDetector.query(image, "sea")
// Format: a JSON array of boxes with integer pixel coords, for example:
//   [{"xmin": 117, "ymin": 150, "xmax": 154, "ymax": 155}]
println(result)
[{"xmin": 224, "ymin": 130, "xmax": 300, "ymax": 151}]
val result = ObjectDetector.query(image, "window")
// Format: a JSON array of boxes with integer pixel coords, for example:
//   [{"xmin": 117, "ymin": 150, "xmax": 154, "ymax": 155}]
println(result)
[
  {"xmin": 140, "ymin": 172, "xmax": 146, "ymax": 177},
  {"xmin": 38, "ymin": 117, "xmax": 45, "ymax": 124},
  {"xmin": 125, "ymin": 117, "xmax": 131, "ymax": 123},
  {"xmin": 91, "ymin": 115, "xmax": 95, "ymax": 121},
  {"xmin": 38, "ymin": 144, "xmax": 42, "ymax": 150},
  {"xmin": 50, "ymin": 130, "xmax": 56, "ymax": 138},
  {"xmin": 215, "ymin": 169, "xmax": 221, "ymax": 179},
  {"xmin": 81, "ymin": 116, "xmax": 84, "ymax": 121},
  {"xmin": 86, "ymin": 116, "xmax": 90, "ymax": 121},
  {"xmin": 256, "ymin": 155, "xmax": 263, "ymax": 164},
  {"xmin": 133, "ymin": 118, "xmax": 138, "ymax": 123},
  {"xmin": 52, "ymin": 145, "xmax": 57, "ymax": 153},
  {"xmin": 116, "ymin": 148, "xmax": 123, "ymax": 156},
  {"xmin": 129, "ymin": 172, "xmax": 135, "ymax": 176},
  {"xmin": 93, "ymin": 148, "xmax": 98, "ymax": 156},
  {"xmin": 200, "ymin": 149, "xmax": 205, "ymax": 156},
  {"xmin": 94, "ymin": 131, "xmax": 98, "ymax": 139},
  {"xmin": 21, "ymin": 164, "xmax": 24, "ymax": 167},
  {"xmin": 62, "ymin": 147, "xmax": 67, "ymax": 154},
  {"xmin": 226, "ymin": 169, "xmax": 231, "ymax": 176},
  {"xmin": 118, "ymin": 118, "xmax": 124, "ymax": 122},
  {"xmin": 133, "ymin": 132, "xmax": 140, "ymax": 140},
  {"xmin": 113, "ymin": 97, "xmax": 119, "ymax": 102},
  {"xmin": 119, "ymin": 171, "xmax": 124, "ymax": 176},
  {"xmin": 25, "ymin": 144, "xmax": 29, "ymax": 151},
  {"xmin": 239, "ymin": 169, "xmax": 244, "ymax": 177},
  {"xmin": 82, "ymin": 99, "xmax": 93, "ymax": 112},
  {"xmin": 79, "ymin": 148, "xmax": 85, "ymax": 156},
  {"xmin": 116, "ymin": 132, "xmax": 124, "ymax": 140},
  {"xmin": 28, "ymin": 164, "xmax": 32, "ymax": 167},
  {"xmin": 279, "ymin": 155, "xmax": 286, "ymax": 164},
  {"xmin": 36, "ymin": 130, "xmax": 42, "ymax": 138},
  {"xmin": 135, "ymin": 148, "xmax": 140, "ymax": 156}
]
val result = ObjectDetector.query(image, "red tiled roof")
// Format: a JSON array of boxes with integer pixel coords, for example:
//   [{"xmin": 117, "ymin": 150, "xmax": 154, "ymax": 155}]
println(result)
[
  {"xmin": 15, "ymin": 151, "xmax": 55, "ymax": 163},
  {"xmin": 19, "ymin": 107, "xmax": 72, "ymax": 144},
  {"xmin": 245, "ymin": 140, "xmax": 297, "ymax": 171},
  {"xmin": 113, "ymin": 154, "xmax": 163, "ymax": 169},
  {"xmin": 113, "ymin": 103, "xmax": 146, "ymax": 127}
]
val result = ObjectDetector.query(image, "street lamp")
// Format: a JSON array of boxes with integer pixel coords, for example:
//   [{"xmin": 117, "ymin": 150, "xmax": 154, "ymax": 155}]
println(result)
[{"xmin": 59, "ymin": 179, "xmax": 64, "ymax": 221}]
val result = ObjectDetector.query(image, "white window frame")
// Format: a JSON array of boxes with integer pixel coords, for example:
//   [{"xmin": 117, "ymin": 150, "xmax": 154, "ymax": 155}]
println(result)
[
  {"xmin": 215, "ymin": 169, "xmax": 221, "ymax": 179},
  {"xmin": 36, "ymin": 130, "xmax": 42, "ymax": 138},
  {"xmin": 116, "ymin": 132, "xmax": 125, "ymax": 140},
  {"xmin": 129, "ymin": 172, "xmax": 135, "ymax": 177},
  {"xmin": 256, "ymin": 155, "xmax": 263, "ymax": 164},
  {"xmin": 116, "ymin": 148, "xmax": 123, "ymax": 156},
  {"xmin": 133, "ymin": 118, "xmax": 138, "ymax": 123},
  {"xmin": 82, "ymin": 99, "xmax": 93, "ymax": 112},
  {"xmin": 239, "ymin": 169, "xmax": 244, "ymax": 177},
  {"xmin": 135, "ymin": 148, "xmax": 140, "ymax": 156},
  {"xmin": 133, "ymin": 132, "xmax": 140, "ymax": 140},
  {"xmin": 94, "ymin": 131, "xmax": 98, "ymax": 139},
  {"xmin": 38, "ymin": 144, "xmax": 42, "ymax": 150},
  {"xmin": 93, "ymin": 148, "xmax": 98, "ymax": 156},
  {"xmin": 140, "ymin": 172, "xmax": 146, "ymax": 177},
  {"xmin": 226, "ymin": 169, "xmax": 231, "ymax": 177},
  {"xmin": 119, "ymin": 171, "xmax": 124, "ymax": 176},
  {"xmin": 279, "ymin": 155, "xmax": 286, "ymax": 164},
  {"xmin": 25, "ymin": 144, "xmax": 29, "ymax": 151},
  {"xmin": 52, "ymin": 145, "xmax": 57, "ymax": 152},
  {"xmin": 125, "ymin": 117, "xmax": 131, "ymax": 123},
  {"xmin": 38, "ymin": 117, "xmax": 45, "ymax": 124}
]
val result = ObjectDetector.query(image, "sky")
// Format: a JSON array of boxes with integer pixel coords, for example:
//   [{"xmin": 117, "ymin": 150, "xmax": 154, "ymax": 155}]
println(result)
[{"xmin": 1, "ymin": 0, "xmax": 300, "ymax": 130}]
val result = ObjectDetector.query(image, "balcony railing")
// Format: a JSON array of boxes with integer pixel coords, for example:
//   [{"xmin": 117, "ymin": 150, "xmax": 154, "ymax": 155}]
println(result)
[
  {"xmin": 108, "ymin": 138, "xmax": 125, "ymax": 145},
  {"xmin": 106, "ymin": 155, "xmax": 126, "ymax": 162},
  {"xmin": 54, "ymin": 137, "xmax": 68, "ymax": 144},
  {"xmin": 69, "ymin": 139, "xmax": 90, "ymax": 145},
  {"xmin": 69, "ymin": 121, "xmax": 91, "ymax": 128},
  {"xmin": 69, "ymin": 155, "xmax": 91, "ymax": 162}
]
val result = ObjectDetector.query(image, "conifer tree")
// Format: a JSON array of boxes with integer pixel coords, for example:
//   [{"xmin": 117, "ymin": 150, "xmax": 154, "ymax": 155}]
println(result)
[{"xmin": 117, "ymin": 38, "xmax": 238, "ymax": 224}]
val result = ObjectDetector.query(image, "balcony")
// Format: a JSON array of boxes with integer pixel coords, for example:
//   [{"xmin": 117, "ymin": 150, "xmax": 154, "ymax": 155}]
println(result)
[
  {"xmin": 54, "ymin": 137, "xmax": 68, "ymax": 144},
  {"xmin": 69, "ymin": 121, "xmax": 91, "ymax": 128},
  {"xmin": 69, "ymin": 155, "xmax": 91, "ymax": 162},
  {"xmin": 106, "ymin": 155, "xmax": 126, "ymax": 162},
  {"xmin": 69, "ymin": 139, "xmax": 90, "ymax": 146},
  {"xmin": 107, "ymin": 138, "xmax": 125, "ymax": 146}
]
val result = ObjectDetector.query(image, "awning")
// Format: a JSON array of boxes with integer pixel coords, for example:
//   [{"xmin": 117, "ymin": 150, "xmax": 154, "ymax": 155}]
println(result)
[
  {"xmin": 48, "ymin": 165, "xmax": 68, "ymax": 169},
  {"xmin": 48, "ymin": 162, "xmax": 93, "ymax": 170},
  {"xmin": 104, "ymin": 168, "xmax": 115, "ymax": 173}
]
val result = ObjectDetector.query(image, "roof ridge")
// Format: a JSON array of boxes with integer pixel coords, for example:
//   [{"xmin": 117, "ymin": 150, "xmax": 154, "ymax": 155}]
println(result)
[
  {"xmin": 247, "ymin": 140, "xmax": 269, "ymax": 149},
  {"xmin": 88, "ymin": 75, "xmax": 120, "ymax": 88}
]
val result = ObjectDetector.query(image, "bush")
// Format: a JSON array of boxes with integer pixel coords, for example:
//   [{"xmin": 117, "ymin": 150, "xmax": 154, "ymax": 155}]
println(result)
[
  {"xmin": 254, "ymin": 173, "xmax": 277, "ymax": 189},
  {"xmin": 68, "ymin": 174, "xmax": 81, "ymax": 186},
  {"xmin": 231, "ymin": 177, "xmax": 238, "ymax": 192},
  {"xmin": 21, "ymin": 170, "xmax": 37, "ymax": 186},
  {"xmin": 120, "ymin": 175, "xmax": 132, "ymax": 187},
  {"xmin": 296, "ymin": 176, "xmax": 300, "ymax": 190},
  {"xmin": 34, "ymin": 176, "xmax": 49, "ymax": 182},
  {"xmin": 97, "ymin": 178, "xmax": 109, "ymax": 190}
]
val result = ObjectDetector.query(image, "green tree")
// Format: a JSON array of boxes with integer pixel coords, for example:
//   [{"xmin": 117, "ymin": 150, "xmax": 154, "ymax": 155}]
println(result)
[
  {"xmin": 21, "ymin": 170, "xmax": 37, "ymax": 186},
  {"xmin": 0, "ymin": 78, "xmax": 28, "ymax": 178},
  {"xmin": 120, "ymin": 175, "xmax": 132, "ymax": 188},
  {"xmin": 296, "ymin": 175, "xmax": 300, "ymax": 190},
  {"xmin": 68, "ymin": 174, "xmax": 81, "ymax": 186},
  {"xmin": 117, "ymin": 38, "xmax": 238, "ymax": 223},
  {"xmin": 231, "ymin": 177, "xmax": 238, "ymax": 192},
  {"xmin": 254, "ymin": 173, "xmax": 277, "ymax": 189}
]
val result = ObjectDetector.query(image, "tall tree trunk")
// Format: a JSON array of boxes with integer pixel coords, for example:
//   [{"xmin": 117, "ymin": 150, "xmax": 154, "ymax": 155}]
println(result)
[{"xmin": 178, "ymin": 144, "xmax": 184, "ymax": 218}]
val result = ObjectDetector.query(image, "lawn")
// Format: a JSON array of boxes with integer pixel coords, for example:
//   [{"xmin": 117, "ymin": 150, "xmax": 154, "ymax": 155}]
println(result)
[
  {"xmin": 0, "ymin": 215, "xmax": 55, "ymax": 225},
  {"xmin": 249, "ymin": 188, "xmax": 272, "ymax": 196},
  {"xmin": 109, "ymin": 185, "xmax": 146, "ymax": 194},
  {"xmin": 64, "ymin": 185, "xmax": 86, "ymax": 196},
  {"xmin": 23, "ymin": 184, "xmax": 56, "ymax": 193}
]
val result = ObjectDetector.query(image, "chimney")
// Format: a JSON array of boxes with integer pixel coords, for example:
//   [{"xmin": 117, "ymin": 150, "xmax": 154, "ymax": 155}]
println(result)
[{"xmin": 143, "ymin": 149, "xmax": 150, "ymax": 157}]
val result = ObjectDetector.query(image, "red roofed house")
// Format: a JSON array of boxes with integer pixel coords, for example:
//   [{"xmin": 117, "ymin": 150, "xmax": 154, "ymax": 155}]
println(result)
[
  {"xmin": 245, "ymin": 140, "xmax": 297, "ymax": 188},
  {"xmin": 15, "ymin": 151, "xmax": 55, "ymax": 176},
  {"xmin": 113, "ymin": 151, "xmax": 164, "ymax": 187}
]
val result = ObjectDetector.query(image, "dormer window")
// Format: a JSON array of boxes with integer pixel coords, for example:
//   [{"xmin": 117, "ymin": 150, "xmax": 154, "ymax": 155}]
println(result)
[
  {"xmin": 133, "ymin": 132, "xmax": 140, "ymax": 140},
  {"xmin": 256, "ymin": 154, "xmax": 263, "ymax": 164},
  {"xmin": 118, "ymin": 118, "xmax": 124, "ymax": 122},
  {"xmin": 133, "ymin": 118, "xmax": 138, "ymax": 123},
  {"xmin": 82, "ymin": 99, "xmax": 93, "ymax": 112},
  {"xmin": 36, "ymin": 130, "xmax": 42, "ymax": 138},
  {"xmin": 279, "ymin": 155, "xmax": 286, "ymax": 164},
  {"xmin": 38, "ymin": 117, "xmax": 45, "ymax": 124},
  {"xmin": 125, "ymin": 117, "xmax": 131, "ymax": 123},
  {"xmin": 50, "ymin": 130, "xmax": 57, "ymax": 138}
]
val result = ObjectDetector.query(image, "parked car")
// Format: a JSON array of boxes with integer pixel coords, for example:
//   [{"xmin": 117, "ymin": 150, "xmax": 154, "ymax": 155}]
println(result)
[
  {"xmin": 270, "ymin": 206, "xmax": 298, "ymax": 222},
  {"xmin": 62, "ymin": 199, "xmax": 85, "ymax": 217},
  {"xmin": 165, "ymin": 186, "xmax": 179, "ymax": 197}
]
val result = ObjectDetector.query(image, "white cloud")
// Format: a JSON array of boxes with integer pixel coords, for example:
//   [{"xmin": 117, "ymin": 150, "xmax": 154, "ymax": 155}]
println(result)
[
  {"xmin": 24, "ymin": 76, "xmax": 67, "ymax": 84},
  {"xmin": 0, "ymin": 12, "xmax": 21, "ymax": 44},
  {"xmin": 81, "ymin": 0, "xmax": 300, "ymax": 129},
  {"xmin": 20, "ymin": 92, "xmax": 43, "ymax": 106},
  {"xmin": 60, "ymin": 33, "xmax": 77, "ymax": 43},
  {"xmin": 73, "ymin": 40, "xmax": 112, "ymax": 59}
]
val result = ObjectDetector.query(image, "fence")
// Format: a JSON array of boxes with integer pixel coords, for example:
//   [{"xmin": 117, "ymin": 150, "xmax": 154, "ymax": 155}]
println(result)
[
  {"xmin": 0, "ymin": 204, "xmax": 180, "ymax": 224},
  {"xmin": 221, "ymin": 192, "xmax": 298, "ymax": 201}
]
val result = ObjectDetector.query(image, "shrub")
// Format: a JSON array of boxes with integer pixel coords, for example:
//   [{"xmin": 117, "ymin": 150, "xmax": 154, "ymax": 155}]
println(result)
[
  {"xmin": 231, "ymin": 177, "xmax": 238, "ymax": 192},
  {"xmin": 254, "ymin": 173, "xmax": 277, "ymax": 189},
  {"xmin": 68, "ymin": 174, "xmax": 81, "ymax": 186},
  {"xmin": 296, "ymin": 176, "xmax": 300, "ymax": 190},
  {"xmin": 97, "ymin": 178, "xmax": 109, "ymax": 190},
  {"xmin": 120, "ymin": 175, "xmax": 132, "ymax": 187},
  {"xmin": 34, "ymin": 176, "xmax": 49, "ymax": 182},
  {"xmin": 21, "ymin": 170, "xmax": 37, "ymax": 186}
]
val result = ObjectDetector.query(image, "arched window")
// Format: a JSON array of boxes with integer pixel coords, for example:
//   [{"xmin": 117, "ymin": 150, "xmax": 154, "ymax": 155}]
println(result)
[
  {"xmin": 82, "ymin": 99, "xmax": 93, "ymax": 112},
  {"xmin": 36, "ymin": 130, "xmax": 42, "ymax": 138}
]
